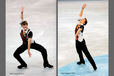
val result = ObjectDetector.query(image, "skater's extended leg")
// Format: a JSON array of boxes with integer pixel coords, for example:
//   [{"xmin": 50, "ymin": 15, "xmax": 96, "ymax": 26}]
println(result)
[{"xmin": 82, "ymin": 40, "xmax": 97, "ymax": 70}]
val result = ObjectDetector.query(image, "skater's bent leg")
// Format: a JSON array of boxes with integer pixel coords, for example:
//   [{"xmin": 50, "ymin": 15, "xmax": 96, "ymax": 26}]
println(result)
[
  {"xmin": 31, "ymin": 43, "xmax": 49, "ymax": 65},
  {"xmin": 31, "ymin": 43, "xmax": 53, "ymax": 68},
  {"xmin": 13, "ymin": 44, "xmax": 27, "ymax": 65}
]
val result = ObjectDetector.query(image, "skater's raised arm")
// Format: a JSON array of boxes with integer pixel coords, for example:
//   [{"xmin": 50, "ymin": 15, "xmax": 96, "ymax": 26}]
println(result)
[
  {"xmin": 79, "ymin": 4, "xmax": 86, "ymax": 18},
  {"xmin": 21, "ymin": 6, "xmax": 24, "ymax": 21}
]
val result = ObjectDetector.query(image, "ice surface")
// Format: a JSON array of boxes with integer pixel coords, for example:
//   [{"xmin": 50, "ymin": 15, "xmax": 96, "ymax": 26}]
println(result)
[
  {"xmin": 59, "ymin": 55, "xmax": 108, "ymax": 76},
  {"xmin": 58, "ymin": 0, "xmax": 108, "ymax": 67},
  {"xmin": 6, "ymin": 0, "xmax": 56, "ymax": 76}
]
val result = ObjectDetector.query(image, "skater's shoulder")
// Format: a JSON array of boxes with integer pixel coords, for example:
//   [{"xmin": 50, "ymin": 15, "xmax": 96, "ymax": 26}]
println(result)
[
  {"xmin": 28, "ymin": 31, "xmax": 33, "ymax": 34},
  {"xmin": 27, "ymin": 29, "xmax": 32, "ymax": 34},
  {"xmin": 28, "ymin": 29, "xmax": 33, "ymax": 34},
  {"xmin": 79, "ymin": 24, "xmax": 84, "ymax": 28},
  {"xmin": 20, "ymin": 29, "xmax": 23, "ymax": 33},
  {"xmin": 28, "ymin": 31, "xmax": 33, "ymax": 38},
  {"xmin": 79, "ymin": 25, "xmax": 84, "ymax": 32}
]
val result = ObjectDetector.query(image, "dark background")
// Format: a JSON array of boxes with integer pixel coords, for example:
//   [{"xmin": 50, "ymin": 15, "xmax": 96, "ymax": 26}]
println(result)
[{"xmin": 0, "ymin": 0, "xmax": 5, "ymax": 76}]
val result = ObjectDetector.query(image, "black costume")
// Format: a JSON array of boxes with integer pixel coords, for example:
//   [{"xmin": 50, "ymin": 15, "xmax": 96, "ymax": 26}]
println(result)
[
  {"xmin": 75, "ymin": 25, "xmax": 97, "ymax": 70},
  {"xmin": 13, "ymin": 29, "xmax": 53, "ymax": 69}
]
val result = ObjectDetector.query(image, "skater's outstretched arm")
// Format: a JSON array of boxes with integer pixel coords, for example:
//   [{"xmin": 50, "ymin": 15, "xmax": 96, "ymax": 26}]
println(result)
[
  {"xmin": 75, "ymin": 28, "xmax": 82, "ymax": 40},
  {"xmin": 21, "ymin": 6, "xmax": 24, "ymax": 21},
  {"xmin": 28, "ymin": 38, "xmax": 32, "ymax": 57},
  {"xmin": 79, "ymin": 3, "xmax": 86, "ymax": 18}
]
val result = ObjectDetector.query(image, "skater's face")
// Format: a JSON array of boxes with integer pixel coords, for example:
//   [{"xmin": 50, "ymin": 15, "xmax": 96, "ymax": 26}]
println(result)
[
  {"xmin": 22, "ymin": 24, "xmax": 28, "ymax": 31},
  {"xmin": 80, "ymin": 18, "xmax": 86, "ymax": 24}
]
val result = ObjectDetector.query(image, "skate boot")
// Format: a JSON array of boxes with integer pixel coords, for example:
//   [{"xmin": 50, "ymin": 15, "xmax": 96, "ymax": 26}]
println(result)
[
  {"xmin": 17, "ymin": 64, "xmax": 27, "ymax": 69},
  {"xmin": 44, "ymin": 64, "xmax": 53, "ymax": 68},
  {"xmin": 77, "ymin": 61, "xmax": 85, "ymax": 65}
]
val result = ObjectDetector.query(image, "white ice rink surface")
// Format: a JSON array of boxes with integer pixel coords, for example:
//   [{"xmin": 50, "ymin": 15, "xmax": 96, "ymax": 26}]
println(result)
[
  {"xmin": 6, "ymin": 0, "xmax": 56, "ymax": 76},
  {"xmin": 58, "ymin": 0, "xmax": 108, "ymax": 68}
]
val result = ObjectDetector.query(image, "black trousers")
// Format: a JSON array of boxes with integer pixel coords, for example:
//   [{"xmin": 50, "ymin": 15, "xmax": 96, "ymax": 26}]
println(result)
[
  {"xmin": 13, "ymin": 42, "xmax": 49, "ymax": 66},
  {"xmin": 76, "ymin": 39, "xmax": 96, "ymax": 68}
]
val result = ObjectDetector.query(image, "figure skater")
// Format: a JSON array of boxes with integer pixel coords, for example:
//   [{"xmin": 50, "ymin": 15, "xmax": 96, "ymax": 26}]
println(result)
[
  {"xmin": 75, "ymin": 4, "xmax": 97, "ymax": 70},
  {"xmin": 13, "ymin": 7, "xmax": 53, "ymax": 69}
]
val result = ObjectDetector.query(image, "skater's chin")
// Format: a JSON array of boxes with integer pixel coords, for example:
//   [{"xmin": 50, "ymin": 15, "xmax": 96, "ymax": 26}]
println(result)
[{"xmin": 23, "ymin": 28, "xmax": 27, "ymax": 31}]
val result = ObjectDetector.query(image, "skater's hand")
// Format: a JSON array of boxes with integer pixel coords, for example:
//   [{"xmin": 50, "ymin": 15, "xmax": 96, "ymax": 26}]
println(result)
[
  {"xmin": 75, "ymin": 35, "xmax": 78, "ymax": 40},
  {"xmin": 28, "ymin": 51, "xmax": 32, "ymax": 57},
  {"xmin": 82, "ymin": 3, "xmax": 86, "ymax": 9},
  {"xmin": 21, "ymin": 6, "xmax": 24, "ymax": 12}
]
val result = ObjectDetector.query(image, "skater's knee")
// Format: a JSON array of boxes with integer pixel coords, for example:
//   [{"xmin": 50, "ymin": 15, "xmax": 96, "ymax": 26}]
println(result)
[
  {"xmin": 13, "ymin": 53, "xmax": 17, "ymax": 58},
  {"xmin": 13, "ymin": 52, "xmax": 19, "ymax": 58},
  {"xmin": 13, "ymin": 48, "xmax": 21, "ymax": 57},
  {"xmin": 40, "ymin": 47, "xmax": 47, "ymax": 54},
  {"xmin": 42, "ymin": 48, "xmax": 47, "ymax": 53}
]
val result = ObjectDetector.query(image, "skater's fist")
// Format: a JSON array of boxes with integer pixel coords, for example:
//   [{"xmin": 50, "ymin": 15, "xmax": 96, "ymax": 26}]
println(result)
[
  {"xmin": 82, "ymin": 3, "xmax": 86, "ymax": 9},
  {"xmin": 21, "ymin": 6, "xmax": 24, "ymax": 12}
]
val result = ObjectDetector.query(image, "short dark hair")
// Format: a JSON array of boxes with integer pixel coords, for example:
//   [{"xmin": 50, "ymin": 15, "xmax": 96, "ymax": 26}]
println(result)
[
  {"xmin": 20, "ymin": 21, "xmax": 28, "ymax": 26},
  {"xmin": 83, "ymin": 18, "xmax": 88, "ymax": 25}
]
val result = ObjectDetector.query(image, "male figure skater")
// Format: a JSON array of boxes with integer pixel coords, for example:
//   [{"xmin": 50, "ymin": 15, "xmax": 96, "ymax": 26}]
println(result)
[
  {"xmin": 13, "ymin": 7, "xmax": 53, "ymax": 69},
  {"xmin": 75, "ymin": 4, "xmax": 97, "ymax": 70}
]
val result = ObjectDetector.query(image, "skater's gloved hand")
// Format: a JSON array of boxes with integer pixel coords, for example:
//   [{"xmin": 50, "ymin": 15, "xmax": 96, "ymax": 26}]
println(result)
[{"xmin": 28, "ymin": 51, "xmax": 32, "ymax": 57}]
